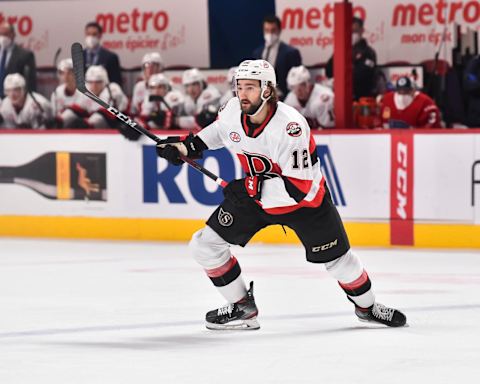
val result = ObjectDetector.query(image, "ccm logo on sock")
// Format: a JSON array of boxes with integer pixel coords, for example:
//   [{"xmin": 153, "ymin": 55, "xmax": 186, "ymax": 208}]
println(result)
[{"xmin": 312, "ymin": 239, "xmax": 338, "ymax": 252}]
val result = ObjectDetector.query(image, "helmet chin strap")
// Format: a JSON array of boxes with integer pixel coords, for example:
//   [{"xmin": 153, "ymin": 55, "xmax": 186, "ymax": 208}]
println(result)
[{"xmin": 247, "ymin": 87, "xmax": 271, "ymax": 118}]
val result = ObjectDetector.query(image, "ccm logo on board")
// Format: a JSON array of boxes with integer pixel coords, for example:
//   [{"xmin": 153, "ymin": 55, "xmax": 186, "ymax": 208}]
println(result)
[
  {"xmin": 312, "ymin": 239, "xmax": 338, "ymax": 252},
  {"xmin": 395, "ymin": 141, "xmax": 408, "ymax": 219}
]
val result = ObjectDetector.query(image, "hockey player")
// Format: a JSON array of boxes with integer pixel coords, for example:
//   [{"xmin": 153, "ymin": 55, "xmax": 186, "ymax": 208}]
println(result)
[
  {"xmin": 131, "ymin": 52, "xmax": 164, "ymax": 116},
  {"xmin": 0, "ymin": 73, "xmax": 52, "ymax": 129},
  {"xmin": 179, "ymin": 68, "xmax": 221, "ymax": 129},
  {"xmin": 137, "ymin": 73, "xmax": 184, "ymax": 130},
  {"xmin": 50, "ymin": 58, "xmax": 84, "ymax": 127},
  {"xmin": 61, "ymin": 65, "xmax": 129, "ymax": 132},
  {"xmin": 156, "ymin": 59, "xmax": 407, "ymax": 330},
  {"xmin": 284, "ymin": 65, "xmax": 335, "ymax": 129},
  {"xmin": 379, "ymin": 76, "xmax": 441, "ymax": 128}
]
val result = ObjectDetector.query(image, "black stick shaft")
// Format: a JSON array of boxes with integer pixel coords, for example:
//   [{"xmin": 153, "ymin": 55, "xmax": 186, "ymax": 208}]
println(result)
[{"xmin": 70, "ymin": 42, "xmax": 227, "ymax": 188}]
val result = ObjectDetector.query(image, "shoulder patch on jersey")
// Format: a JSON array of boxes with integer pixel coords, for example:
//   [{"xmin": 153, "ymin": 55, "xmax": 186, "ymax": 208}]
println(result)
[
  {"xmin": 229, "ymin": 131, "xmax": 241, "ymax": 142},
  {"xmin": 286, "ymin": 122, "xmax": 302, "ymax": 137}
]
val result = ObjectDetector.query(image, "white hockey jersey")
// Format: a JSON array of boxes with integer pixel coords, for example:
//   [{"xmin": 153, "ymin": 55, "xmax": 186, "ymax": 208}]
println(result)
[
  {"xmin": 0, "ymin": 92, "xmax": 52, "ymax": 129},
  {"xmin": 130, "ymin": 80, "xmax": 147, "ymax": 116},
  {"xmin": 183, "ymin": 85, "xmax": 221, "ymax": 116},
  {"xmin": 178, "ymin": 85, "xmax": 221, "ymax": 129},
  {"xmin": 50, "ymin": 84, "xmax": 84, "ymax": 117},
  {"xmin": 140, "ymin": 89, "xmax": 185, "ymax": 116},
  {"xmin": 139, "ymin": 90, "xmax": 185, "ymax": 129},
  {"xmin": 197, "ymin": 98, "xmax": 326, "ymax": 214},
  {"xmin": 284, "ymin": 84, "xmax": 335, "ymax": 128},
  {"xmin": 75, "ymin": 82, "xmax": 128, "ymax": 114}
]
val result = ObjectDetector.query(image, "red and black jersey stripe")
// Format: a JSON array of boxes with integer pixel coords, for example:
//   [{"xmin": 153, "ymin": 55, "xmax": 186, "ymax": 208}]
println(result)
[{"xmin": 240, "ymin": 105, "xmax": 277, "ymax": 138}]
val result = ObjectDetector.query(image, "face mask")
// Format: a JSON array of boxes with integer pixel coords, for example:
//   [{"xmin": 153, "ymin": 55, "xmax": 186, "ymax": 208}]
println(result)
[
  {"xmin": 0, "ymin": 36, "xmax": 12, "ymax": 50},
  {"xmin": 394, "ymin": 93, "xmax": 414, "ymax": 110},
  {"xmin": 264, "ymin": 33, "xmax": 279, "ymax": 47},
  {"xmin": 352, "ymin": 32, "xmax": 361, "ymax": 46},
  {"xmin": 85, "ymin": 35, "xmax": 100, "ymax": 49}
]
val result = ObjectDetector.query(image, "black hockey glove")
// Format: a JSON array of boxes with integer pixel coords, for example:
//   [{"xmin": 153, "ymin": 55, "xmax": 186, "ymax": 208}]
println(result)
[
  {"xmin": 195, "ymin": 105, "xmax": 218, "ymax": 128},
  {"xmin": 149, "ymin": 110, "xmax": 166, "ymax": 126},
  {"xmin": 223, "ymin": 176, "xmax": 262, "ymax": 206},
  {"xmin": 156, "ymin": 132, "xmax": 208, "ymax": 166}
]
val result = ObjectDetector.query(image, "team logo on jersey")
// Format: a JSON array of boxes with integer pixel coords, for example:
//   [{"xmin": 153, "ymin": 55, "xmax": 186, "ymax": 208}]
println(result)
[
  {"xmin": 218, "ymin": 208, "xmax": 234, "ymax": 227},
  {"xmin": 286, "ymin": 122, "xmax": 302, "ymax": 137},
  {"xmin": 229, "ymin": 132, "xmax": 241, "ymax": 142},
  {"xmin": 239, "ymin": 151, "xmax": 279, "ymax": 179}
]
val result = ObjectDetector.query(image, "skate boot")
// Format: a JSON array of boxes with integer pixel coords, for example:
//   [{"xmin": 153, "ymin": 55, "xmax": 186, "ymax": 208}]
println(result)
[
  {"xmin": 205, "ymin": 281, "xmax": 260, "ymax": 330},
  {"xmin": 355, "ymin": 302, "xmax": 407, "ymax": 327}
]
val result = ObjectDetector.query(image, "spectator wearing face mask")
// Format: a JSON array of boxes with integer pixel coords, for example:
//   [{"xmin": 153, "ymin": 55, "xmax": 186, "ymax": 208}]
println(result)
[
  {"xmin": 0, "ymin": 22, "xmax": 37, "ymax": 98},
  {"xmin": 379, "ymin": 76, "xmax": 442, "ymax": 129},
  {"xmin": 252, "ymin": 14, "xmax": 302, "ymax": 99},
  {"xmin": 83, "ymin": 21, "xmax": 122, "ymax": 87},
  {"xmin": 326, "ymin": 17, "xmax": 377, "ymax": 101}
]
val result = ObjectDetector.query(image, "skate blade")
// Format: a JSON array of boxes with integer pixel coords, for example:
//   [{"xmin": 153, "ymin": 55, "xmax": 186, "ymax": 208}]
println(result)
[
  {"xmin": 358, "ymin": 318, "xmax": 409, "ymax": 328},
  {"xmin": 206, "ymin": 317, "xmax": 260, "ymax": 331}
]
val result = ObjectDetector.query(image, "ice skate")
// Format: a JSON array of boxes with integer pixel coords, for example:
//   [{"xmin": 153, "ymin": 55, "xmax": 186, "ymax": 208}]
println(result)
[
  {"xmin": 355, "ymin": 302, "xmax": 407, "ymax": 327},
  {"xmin": 205, "ymin": 281, "xmax": 260, "ymax": 330}
]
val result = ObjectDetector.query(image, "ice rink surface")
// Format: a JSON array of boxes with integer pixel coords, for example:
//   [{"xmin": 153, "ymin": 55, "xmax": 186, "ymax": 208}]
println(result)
[{"xmin": 0, "ymin": 237, "xmax": 479, "ymax": 384}]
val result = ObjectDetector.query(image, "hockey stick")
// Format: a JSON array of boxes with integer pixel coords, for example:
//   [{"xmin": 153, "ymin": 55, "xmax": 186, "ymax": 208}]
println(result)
[
  {"xmin": 149, "ymin": 94, "xmax": 173, "ymax": 112},
  {"xmin": 70, "ymin": 42, "xmax": 227, "ymax": 188}
]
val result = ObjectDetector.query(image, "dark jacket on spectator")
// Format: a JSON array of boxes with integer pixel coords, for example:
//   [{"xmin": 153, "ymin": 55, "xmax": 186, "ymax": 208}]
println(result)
[
  {"xmin": 84, "ymin": 46, "xmax": 122, "ymax": 86},
  {"xmin": 326, "ymin": 38, "xmax": 377, "ymax": 100},
  {"xmin": 5, "ymin": 43, "xmax": 37, "ymax": 93},
  {"xmin": 253, "ymin": 41, "xmax": 302, "ymax": 98},
  {"xmin": 464, "ymin": 55, "xmax": 480, "ymax": 127}
]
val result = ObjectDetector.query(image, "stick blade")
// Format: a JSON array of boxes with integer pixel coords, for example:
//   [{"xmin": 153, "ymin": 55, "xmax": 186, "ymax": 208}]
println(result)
[{"xmin": 70, "ymin": 42, "xmax": 87, "ymax": 92}]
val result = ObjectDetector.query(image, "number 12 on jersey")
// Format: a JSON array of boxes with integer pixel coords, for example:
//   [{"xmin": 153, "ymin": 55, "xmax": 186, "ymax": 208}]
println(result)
[{"xmin": 292, "ymin": 149, "xmax": 309, "ymax": 169}]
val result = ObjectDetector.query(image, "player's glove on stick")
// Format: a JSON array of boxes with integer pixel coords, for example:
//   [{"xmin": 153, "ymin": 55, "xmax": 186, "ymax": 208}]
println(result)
[
  {"xmin": 156, "ymin": 132, "xmax": 207, "ymax": 166},
  {"xmin": 223, "ymin": 176, "xmax": 262, "ymax": 206}
]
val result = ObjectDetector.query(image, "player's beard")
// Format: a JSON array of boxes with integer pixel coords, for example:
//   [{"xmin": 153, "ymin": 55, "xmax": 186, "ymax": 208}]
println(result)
[{"xmin": 240, "ymin": 98, "xmax": 262, "ymax": 115}]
